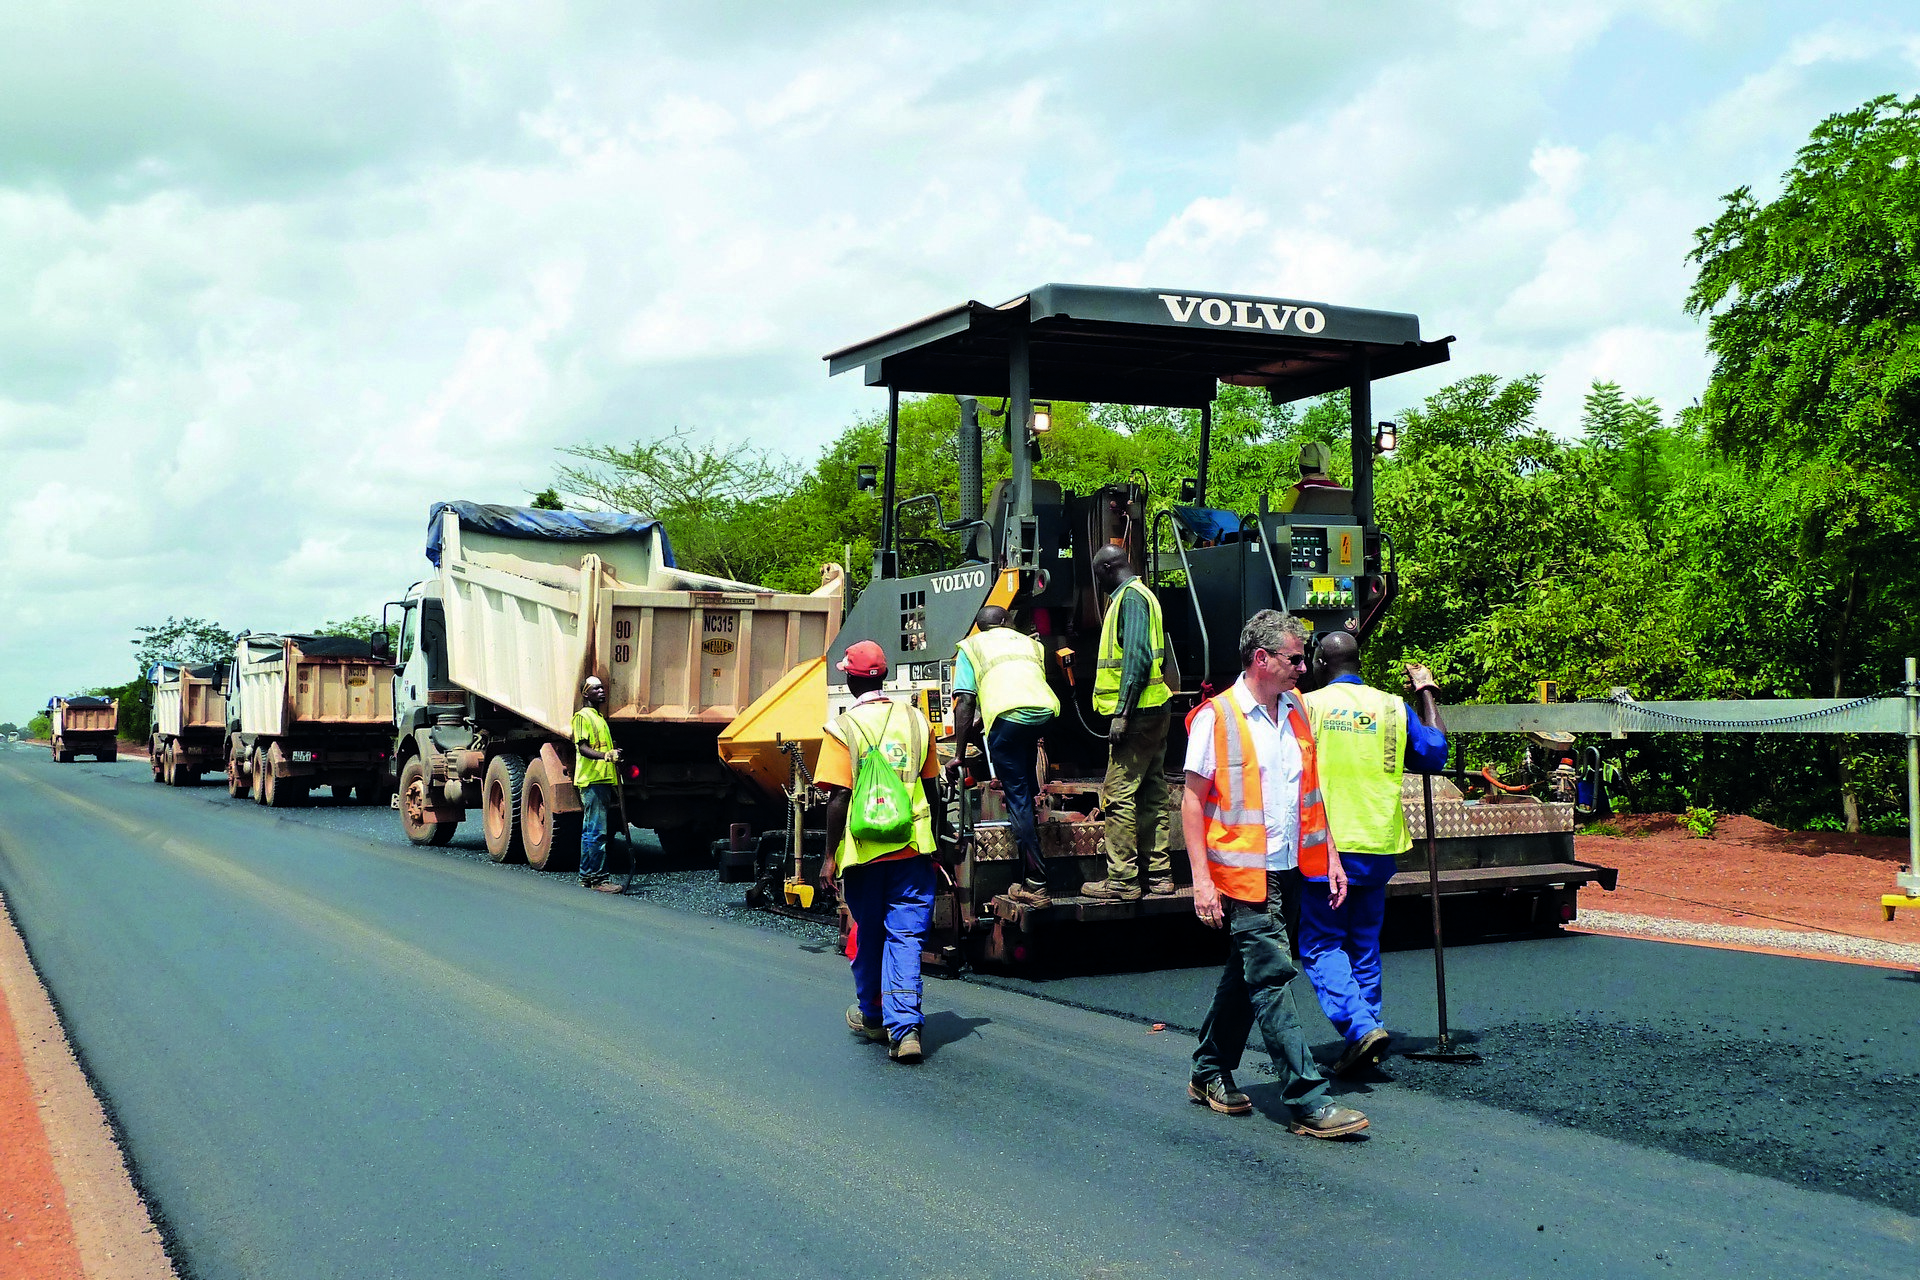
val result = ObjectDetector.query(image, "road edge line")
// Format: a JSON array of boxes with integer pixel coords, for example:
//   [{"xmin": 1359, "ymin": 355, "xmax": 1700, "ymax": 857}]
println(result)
[
  {"xmin": 1566, "ymin": 922, "xmax": 1920, "ymax": 971},
  {"xmin": 0, "ymin": 892, "xmax": 177, "ymax": 1280}
]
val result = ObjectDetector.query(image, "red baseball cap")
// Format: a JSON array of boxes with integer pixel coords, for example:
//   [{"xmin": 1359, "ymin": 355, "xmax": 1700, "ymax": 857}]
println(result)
[{"xmin": 836, "ymin": 640, "xmax": 888, "ymax": 678}]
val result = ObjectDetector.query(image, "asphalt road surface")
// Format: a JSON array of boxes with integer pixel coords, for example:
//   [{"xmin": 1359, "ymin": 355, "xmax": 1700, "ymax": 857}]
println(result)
[{"xmin": 2, "ymin": 743, "xmax": 1916, "ymax": 1280}]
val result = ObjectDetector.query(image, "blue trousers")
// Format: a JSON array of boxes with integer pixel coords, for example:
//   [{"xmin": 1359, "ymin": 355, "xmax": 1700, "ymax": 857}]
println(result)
[
  {"xmin": 841, "ymin": 855, "xmax": 935, "ymax": 1040},
  {"xmin": 1299, "ymin": 879, "xmax": 1388, "ymax": 1043},
  {"xmin": 987, "ymin": 715, "xmax": 1049, "ymax": 887},
  {"xmin": 579, "ymin": 783, "xmax": 612, "ymax": 878}
]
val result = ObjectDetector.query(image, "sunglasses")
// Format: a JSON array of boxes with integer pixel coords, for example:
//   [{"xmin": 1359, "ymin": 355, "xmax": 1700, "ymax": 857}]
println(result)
[{"xmin": 1262, "ymin": 650, "xmax": 1309, "ymax": 668}]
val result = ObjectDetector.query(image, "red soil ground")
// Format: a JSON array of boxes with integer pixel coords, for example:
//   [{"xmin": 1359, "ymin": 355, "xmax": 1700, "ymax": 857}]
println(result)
[{"xmin": 1576, "ymin": 812, "xmax": 1920, "ymax": 947}]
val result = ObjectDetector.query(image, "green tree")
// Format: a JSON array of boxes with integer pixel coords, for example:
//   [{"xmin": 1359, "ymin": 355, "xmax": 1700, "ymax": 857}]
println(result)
[
  {"xmin": 310, "ymin": 613, "xmax": 395, "ymax": 650},
  {"xmin": 133, "ymin": 617, "xmax": 237, "ymax": 672},
  {"xmin": 1686, "ymin": 91, "xmax": 1920, "ymax": 827},
  {"xmin": 529, "ymin": 488, "xmax": 565, "ymax": 510},
  {"xmin": 26, "ymin": 713, "xmax": 50, "ymax": 740}
]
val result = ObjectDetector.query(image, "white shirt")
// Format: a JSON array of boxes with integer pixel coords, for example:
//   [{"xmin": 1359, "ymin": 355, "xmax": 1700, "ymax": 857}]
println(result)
[{"xmin": 1183, "ymin": 675, "xmax": 1303, "ymax": 871}]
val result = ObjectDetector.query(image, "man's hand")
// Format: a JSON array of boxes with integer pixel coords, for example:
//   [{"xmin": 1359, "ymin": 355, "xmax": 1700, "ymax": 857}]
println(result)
[
  {"xmin": 1327, "ymin": 854, "xmax": 1348, "ymax": 910},
  {"xmin": 1107, "ymin": 714, "xmax": 1129, "ymax": 743},
  {"xmin": 1192, "ymin": 877, "xmax": 1224, "ymax": 928},
  {"xmin": 1404, "ymin": 663, "xmax": 1436, "ymax": 693},
  {"xmin": 943, "ymin": 756, "xmax": 964, "ymax": 784},
  {"xmin": 819, "ymin": 858, "xmax": 838, "ymax": 896},
  {"xmin": 606, "ymin": 747, "xmax": 622, "ymax": 764}
]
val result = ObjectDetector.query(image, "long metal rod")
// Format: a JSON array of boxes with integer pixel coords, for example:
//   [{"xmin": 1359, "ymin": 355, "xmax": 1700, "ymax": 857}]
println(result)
[
  {"xmin": 876, "ymin": 384, "xmax": 900, "ymax": 580},
  {"xmin": 1423, "ymin": 771, "xmax": 1450, "ymax": 1041},
  {"xmin": 1007, "ymin": 324, "xmax": 1033, "ymax": 570},
  {"xmin": 1195, "ymin": 400, "xmax": 1212, "ymax": 506},
  {"xmin": 1349, "ymin": 354, "xmax": 1373, "ymax": 530},
  {"xmin": 1150, "ymin": 510, "xmax": 1209, "ymax": 685},
  {"xmin": 1239, "ymin": 513, "xmax": 1289, "ymax": 618},
  {"xmin": 1906, "ymin": 657, "xmax": 1919, "ymax": 893}
]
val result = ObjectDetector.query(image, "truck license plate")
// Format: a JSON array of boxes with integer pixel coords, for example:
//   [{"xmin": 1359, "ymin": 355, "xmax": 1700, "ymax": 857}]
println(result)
[{"xmin": 292, "ymin": 750, "xmax": 317, "ymax": 763}]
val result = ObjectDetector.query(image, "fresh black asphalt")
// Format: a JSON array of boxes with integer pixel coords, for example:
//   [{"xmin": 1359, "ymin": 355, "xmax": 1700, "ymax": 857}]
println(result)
[{"xmin": 2, "ymin": 742, "xmax": 1915, "ymax": 1279}]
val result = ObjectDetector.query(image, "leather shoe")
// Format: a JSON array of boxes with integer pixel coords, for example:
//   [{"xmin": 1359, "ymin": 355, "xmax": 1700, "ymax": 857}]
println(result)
[
  {"xmin": 1290, "ymin": 1101, "xmax": 1369, "ymax": 1138},
  {"xmin": 1005, "ymin": 882, "xmax": 1052, "ymax": 908},
  {"xmin": 1187, "ymin": 1073, "xmax": 1252, "ymax": 1115},
  {"xmin": 1080, "ymin": 879, "xmax": 1143, "ymax": 901},
  {"xmin": 846, "ymin": 1004, "xmax": 887, "ymax": 1044},
  {"xmin": 889, "ymin": 1030, "xmax": 924, "ymax": 1063},
  {"xmin": 1147, "ymin": 877, "xmax": 1176, "ymax": 896},
  {"xmin": 1331, "ymin": 1027, "xmax": 1390, "ymax": 1077}
]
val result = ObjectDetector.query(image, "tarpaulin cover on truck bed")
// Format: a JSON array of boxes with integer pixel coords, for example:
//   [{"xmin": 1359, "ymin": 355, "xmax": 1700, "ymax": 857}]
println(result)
[
  {"xmin": 288, "ymin": 635, "xmax": 380, "ymax": 659},
  {"xmin": 425, "ymin": 501, "xmax": 676, "ymax": 569},
  {"xmin": 147, "ymin": 662, "xmax": 228, "ymax": 682},
  {"xmin": 49, "ymin": 695, "xmax": 114, "ymax": 709}
]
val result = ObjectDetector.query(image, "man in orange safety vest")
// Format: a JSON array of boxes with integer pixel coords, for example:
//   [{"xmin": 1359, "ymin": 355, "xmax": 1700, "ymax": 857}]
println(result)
[{"xmin": 1182, "ymin": 610, "xmax": 1369, "ymax": 1139}]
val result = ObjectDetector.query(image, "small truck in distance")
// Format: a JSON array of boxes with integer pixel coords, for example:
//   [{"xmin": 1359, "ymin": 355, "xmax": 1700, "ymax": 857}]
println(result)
[{"xmin": 48, "ymin": 695, "xmax": 118, "ymax": 763}]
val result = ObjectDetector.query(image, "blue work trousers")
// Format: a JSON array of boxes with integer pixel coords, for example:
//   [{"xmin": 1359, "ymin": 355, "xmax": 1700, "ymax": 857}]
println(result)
[
  {"xmin": 841, "ymin": 855, "xmax": 936, "ymax": 1040},
  {"xmin": 1299, "ymin": 880, "xmax": 1388, "ymax": 1043},
  {"xmin": 579, "ymin": 783, "xmax": 613, "ymax": 879},
  {"xmin": 1193, "ymin": 871, "xmax": 1331, "ymax": 1115},
  {"xmin": 987, "ymin": 715, "xmax": 1050, "ymax": 888}
]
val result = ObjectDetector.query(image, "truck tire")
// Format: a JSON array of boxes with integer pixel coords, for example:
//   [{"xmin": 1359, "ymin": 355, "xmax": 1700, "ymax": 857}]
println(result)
[
  {"xmin": 399, "ymin": 756, "xmax": 458, "ymax": 847},
  {"xmin": 520, "ymin": 758, "xmax": 580, "ymax": 873},
  {"xmin": 482, "ymin": 754, "xmax": 528, "ymax": 864},
  {"xmin": 151, "ymin": 742, "xmax": 164, "ymax": 784},
  {"xmin": 226, "ymin": 752, "xmax": 248, "ymax": 799},
  {"xmin": 101, "ymin": 747, "xmax": 117, "ymax": 764},
  {"xmin": 252, "ymin": 748, "xmax": 270, "ymax": 805}
]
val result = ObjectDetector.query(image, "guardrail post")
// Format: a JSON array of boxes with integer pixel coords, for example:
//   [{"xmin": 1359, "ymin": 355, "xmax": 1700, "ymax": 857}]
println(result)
[{"xmin": 1904, "ymin": 657, "xmax": 1920, "ymax": 898}]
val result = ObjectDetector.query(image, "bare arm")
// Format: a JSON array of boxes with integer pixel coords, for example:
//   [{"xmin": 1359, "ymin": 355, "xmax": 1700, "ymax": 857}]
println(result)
[
  {"xmin": 946, "ymin": 692, "xmax": 978, "ymax": 778},
  {"xmin": 821, "ymin": 787, "xmax": 848, "ymax": 890},
  {"xmin": 1184, "ymin": 774, "xmax": 1222, "ymax": 928}
]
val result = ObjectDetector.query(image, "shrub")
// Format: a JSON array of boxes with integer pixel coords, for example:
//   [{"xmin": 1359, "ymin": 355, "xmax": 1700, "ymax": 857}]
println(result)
[{"xmin": 1682, "ymin": 806, "xmax": 1719, "ymax": 838}]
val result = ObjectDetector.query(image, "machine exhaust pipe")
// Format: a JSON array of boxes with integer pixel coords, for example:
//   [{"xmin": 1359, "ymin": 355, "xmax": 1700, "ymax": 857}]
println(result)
[{"xmin": 957, "ymin": 396, "xmax": 983, "ymax": 525}]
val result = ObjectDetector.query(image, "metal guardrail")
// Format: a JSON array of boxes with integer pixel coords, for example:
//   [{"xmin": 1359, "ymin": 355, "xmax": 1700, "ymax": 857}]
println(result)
[{"xmin": 1447, "ymin": 695, "xmax": 1911, "ymax": 737}]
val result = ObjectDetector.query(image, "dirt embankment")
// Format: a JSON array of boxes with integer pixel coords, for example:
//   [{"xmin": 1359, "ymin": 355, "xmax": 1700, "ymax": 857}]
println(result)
[{"xmin": 1578, "ymin": 813, "xmax": 1920, "ymax": 947}]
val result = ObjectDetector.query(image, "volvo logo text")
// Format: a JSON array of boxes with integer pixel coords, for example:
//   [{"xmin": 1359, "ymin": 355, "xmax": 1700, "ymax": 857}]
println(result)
[
  {"xmin": 929, "ymin": 569, "xmax": 989, "ymax": 594},
  {"xmin": 1159, "ymin": 294, "xmax": 1325, "ymax": 334}
]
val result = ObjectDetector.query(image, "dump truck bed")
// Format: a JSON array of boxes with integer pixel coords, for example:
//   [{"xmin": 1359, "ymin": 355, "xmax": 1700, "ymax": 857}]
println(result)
[
  {"xmin": 151, "ymin": 664, "xmax": 227, "ymax": 738},
  {"xmin": 234, "ymin": 636, "xmax": 392, "ymax": 737},
  {"xmin": 432, "ymin": 506, "xmax": 837, "ymax": 739}
]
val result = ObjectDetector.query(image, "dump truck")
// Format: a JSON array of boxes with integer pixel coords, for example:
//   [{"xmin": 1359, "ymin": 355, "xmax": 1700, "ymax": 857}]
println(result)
[
  {"xmin": 722, "ymin": 282, "xmax": 1615, "ymax": 969},
  {"xmin": 382, "ymin": 503, "xmax": 841, "ymax": 870},
  {"xmin": 225, "ymin": 634, "xmax": 394, "ymax": 806},
  {"xmin": 47, "ymin": 695, "xmax": 117, "ymax": 763},
  {"xmin": 149, "ymin": 662, "xmax": 228, "ymax": 785}
]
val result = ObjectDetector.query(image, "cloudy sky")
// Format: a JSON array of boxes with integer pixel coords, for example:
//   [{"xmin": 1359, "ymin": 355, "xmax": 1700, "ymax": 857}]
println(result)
[{"xmin": 3, "ymin": 1, "xmax": 1916, "ymax": 721}]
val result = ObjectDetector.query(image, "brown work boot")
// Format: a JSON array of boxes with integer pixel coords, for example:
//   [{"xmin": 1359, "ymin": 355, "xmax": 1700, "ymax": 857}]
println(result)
[
  {"xmin": 846, "ymin": 1003, "xmax": 887, "ymax": 1044},
  {"xmin": 1147, "ymin": 877, "xmax": 1176, "ymax": 897},
  {"xmin": 1080, "ymin": 879, "xmax": 1143, "ymax": 901},
  {"xmin": 1188, "ymin": 1073, "xmax": 1252, "ymax": 1115},
  {"xmin": 1290, "ymin": 1101, "xmax": 1370, "ymax": 1139},
  {"xmin": 1005, "ymin": 881, "xmax": 1052, "ymax": 908},
  {"xmin": 889, "ymin": 1029, "xmax": 924, "ymax": 1063},
  {"xmin": 1330, "ymin": 1027, "xmax": 1390, "ymax": 1077}
]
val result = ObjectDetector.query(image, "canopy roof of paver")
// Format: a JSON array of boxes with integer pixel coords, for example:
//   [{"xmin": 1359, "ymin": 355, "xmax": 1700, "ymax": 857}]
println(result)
[{"xmin": 825, "ymin": 283, "xmax": 1452, "ymax": 409}]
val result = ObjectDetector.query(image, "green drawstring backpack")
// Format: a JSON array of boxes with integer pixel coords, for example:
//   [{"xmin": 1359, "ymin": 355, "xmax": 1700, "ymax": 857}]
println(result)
[{"xmin": 847, "ymin": 704, "xmax": 914, "ymax": 846}]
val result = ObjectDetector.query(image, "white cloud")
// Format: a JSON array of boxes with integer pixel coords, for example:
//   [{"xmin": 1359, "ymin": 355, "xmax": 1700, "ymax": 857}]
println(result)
[{"xmin": 2, "ymin": 0, "xmax": 1917, "ymax": 714}]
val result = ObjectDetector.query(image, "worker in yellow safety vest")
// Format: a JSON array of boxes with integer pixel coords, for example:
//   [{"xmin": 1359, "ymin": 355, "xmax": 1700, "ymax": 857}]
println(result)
[
  {"xmin": 816, "ymin": 639, "xmax": 945, "ymax": 1064},
  {"xmin": 1181, "ymin": 609, "xmax": 1368, "ymax": 1139},
  {"xmin": 1300, "ymin": 629, "xmax": 1449, "ymax": 1076},
  {"xmin": 573, "ymin": 676, "xmax": 624, "ymax": 893},
  {"xmin": 949, "ymin": 605, "xmax": 1061, "ymax": 908},
  {"xmin": 1083, "ymin": 544, "xmax": 1174, "ymax": 901}
]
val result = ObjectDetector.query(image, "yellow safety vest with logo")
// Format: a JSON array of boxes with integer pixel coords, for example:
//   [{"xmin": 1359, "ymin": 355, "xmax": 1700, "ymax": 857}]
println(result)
[
  {"xmin": 1302, "ymin": 681, "xmax": 1409, "ymax": 855},
  {"xmin": 1093, "ymin": 577, "xmax": 1170, "ymax": 715},
  {"xmin": 956, "ymin": 628, "xmax": 1059, "ymax": 733},
  {"xmin": 571, "ymin": 706, "xmax": 616, "ymax": 787},
  {"xmin": 825, "ymin": 699, "xmax": 937, "ymax": 867}
]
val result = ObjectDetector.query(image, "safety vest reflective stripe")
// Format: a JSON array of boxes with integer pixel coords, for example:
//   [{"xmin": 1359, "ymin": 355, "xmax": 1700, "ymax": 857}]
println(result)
[
  {"xmin": 1092, "ymin": 577, "xmax": 1169, "ymax": 714},
  {"xmin": 829, "ymin": 699, "xmax": 937, "ymax": 867},
  {"xmin": 957, "ymin": 629, "xmax": 1059, "ymax": 733},
  {"xmin": 1199, "ymin": 690, "xmax": 1332, "ymax": 898},
  {"xmin": 1303, "ymin": 681, "xmax": 1412, "ymax": 855}
]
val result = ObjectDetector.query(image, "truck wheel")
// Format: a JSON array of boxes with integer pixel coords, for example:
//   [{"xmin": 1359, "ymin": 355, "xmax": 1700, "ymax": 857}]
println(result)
[
  {"xmin": 151, "ymin": 743, "xmax": 164, "ymax": 784},
  {"xmin": 101, "ymin": 747, "xmax": 117, "ymax": 764},
  {"xmin": 399, "ymin": 757, "xmax": 458, "ymax": 847},
  {"xmin": 252, "ymin": 748, "xmax": 270, "ymax": 805},
  {"xmin": 226, "ymin": 753, "xmax": 248, "ymax": 799},
  {"xmin": 520, "ymin": 758, "xmax": 581, "ymax": 873},
  {"xmin": 482, "ymin": 754, "xmax": 528, "ymax": 864}
]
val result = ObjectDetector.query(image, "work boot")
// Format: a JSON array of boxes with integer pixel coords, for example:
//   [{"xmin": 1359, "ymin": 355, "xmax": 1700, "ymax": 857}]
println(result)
[
  {"xmin": 1005, "ymin": 881, "xmax": 1052, "ymax": 909},
  {"xmin": 1331, "ymin": 1027, "xmax": 1390, "ymax": 1077},
  {"xmin": 889, "ymin": 1029, "xmax": 924, "ymax": 1063},
  {"xmin": 1147, "ymin": 877, "xmax": 1176, "ymax": 897},
  {"xmin": 1187, "ymin": 1073, "xmax": 1252, "ymax": 1116},
  {"xmin": 591, "ymin": 879, "xmax": 625, "ymax": 894},
  {"xmin": 1289, "ymin": 1101, "xmax": 1370, "ymax": 1139},
  {"xmin": 1080, "ymin": 879, "xmax": 1143, "ymax": 901},
  {"xmin": 846, "ymin": 1004, "xmax": 887, "ymax": 1044}
]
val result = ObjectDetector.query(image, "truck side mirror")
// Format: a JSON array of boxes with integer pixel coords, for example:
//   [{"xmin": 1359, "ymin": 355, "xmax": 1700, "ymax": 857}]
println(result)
[{"xmin": 370, "ymin": 631, "xmax": 392, "ymax": 662}]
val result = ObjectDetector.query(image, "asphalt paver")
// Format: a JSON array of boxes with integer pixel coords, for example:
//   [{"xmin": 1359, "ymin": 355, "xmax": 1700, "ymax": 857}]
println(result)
[{"xmin": 3, "ymin": 743, "xmax": 1915, "ymax": 1279}]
